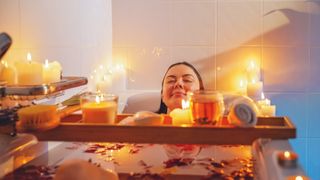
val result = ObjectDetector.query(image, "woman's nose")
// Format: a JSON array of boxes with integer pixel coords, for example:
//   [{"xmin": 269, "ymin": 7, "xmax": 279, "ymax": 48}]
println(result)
[{"xmin": 174, "ymin": 78, "xmax": 184, "ymax": 89}]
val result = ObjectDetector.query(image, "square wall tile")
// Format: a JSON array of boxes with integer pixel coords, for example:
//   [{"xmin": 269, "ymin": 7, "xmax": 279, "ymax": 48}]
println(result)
[
  {"xmin": 112, "ymin": 0, "xmax": 172, "ymax": 47},
  {"xmin": 127, "ymin": 47, "xmax": 172, "ymax": 90},
  {"xmin": 262, "ymin": 47, "xmax": 308, "ymax": 92},
  {"xmin": 171, "ymin": 47, "xmax": 215, "ymax": 89},
  {"xmin": 172, "ymin": 0, "xmax": 216, "ymax": 46},
  {"xmin": 268, "ymin": 93, "xmax": 307, "ymax": 138},
  {"xmin": 20, "ymin": 0, "xmax": 83, "ymax": 48},
  {"xmin": 309, "ymin": 1, "xmax": 320, "ymax": 46},
  {"xmin": 309, "ymin": 48, "xmax": 320, "ymax": 92},
  {"xmin": 306, "ymin": 138, "xmax": 320, "ymax": 180},
  {"xmin": 80, "ymin": 0, "xmax": 112, "ymax": 49},
  {"xmin": 263, "ymin": 1, "xmax": 309, "ymax": 46},
  {"xmin": 217, "ymin": 0, "xmax": 262, "ymax": 47},
  {"xmin": 289, "ymin": 138, "xmax": 307, "ymax": 171},
  {"xmin": 307, "ymin": 94, "xmax": 320, "ymax": 138},
  {"xmin": 216, "ymin": 46, "xmax": 262, "ymax": 92},
  {"xmin": 0, "ymin": 0, "xmax": 21, "ymax": 49}
]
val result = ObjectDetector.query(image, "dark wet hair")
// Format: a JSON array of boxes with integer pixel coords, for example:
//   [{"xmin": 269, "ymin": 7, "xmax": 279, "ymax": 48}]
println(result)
[{"xmin": 156, "ymin": 61, "xmax": 204, "ymax": 114}]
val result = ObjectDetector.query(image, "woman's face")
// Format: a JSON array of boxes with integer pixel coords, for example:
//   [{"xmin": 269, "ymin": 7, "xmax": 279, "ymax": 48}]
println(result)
[{"xmin": 162, "ymin": 64, "xmax": 200, "ymax": 112}]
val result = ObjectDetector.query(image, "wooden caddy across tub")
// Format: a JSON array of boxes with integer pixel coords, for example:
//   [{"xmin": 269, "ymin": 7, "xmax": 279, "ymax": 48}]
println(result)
[{"xmin": 11, "ymin": 114, "xmax": 296, "ymax": 145}]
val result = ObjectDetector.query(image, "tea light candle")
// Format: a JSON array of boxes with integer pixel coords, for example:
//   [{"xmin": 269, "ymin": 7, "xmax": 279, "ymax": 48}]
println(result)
[
  {"xmin": 247, "ymin": 80, "xmax": 263, "ymax": 100},
  {"xmin": 170, "ymin": 99, "xmax": 192, "ymax": 125},
  {"xmin": 15, "ymin": 53, "xmax": 43, "ymax": 85},
  {"xmin": 43, "ymin": 59, "xmax": 62, "ymax": 84},
  {"xmin": 287, "ymin": 175, "xmax": 310, "ymax": 180},
  {"xmin": 82, "ymin": 95, "xmax": 117, "ymax": 124},
  {"xmin": 0, "ymin": 61, "xmax": 17, "ymax": 85},
  {"xmin": 278, "ymin": 151, "xmax": 298, "ymax": 168}
]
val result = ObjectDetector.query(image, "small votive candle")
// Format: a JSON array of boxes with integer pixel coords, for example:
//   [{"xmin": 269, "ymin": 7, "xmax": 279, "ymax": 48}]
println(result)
[
  {"xmin": 287, "ymin": 175, "xmax": 310, "ymax": 180},
  {"xmin": 278, "ymin": 151, "xmax": 298, "ymax": 168},
  {"xmin": 170, "ymin": 99, "xmax": 192, "ymax": 125},
  {"xmin": 260, "ymin": 105, "xmax": 276, "ymax": 117},
  {"xmin": 247, "ymin": 80, "xmax": 263, "ymax": 101},
  {"xmin": 81, "ymin": 93, "xmax": 118, "ymax": 124}
]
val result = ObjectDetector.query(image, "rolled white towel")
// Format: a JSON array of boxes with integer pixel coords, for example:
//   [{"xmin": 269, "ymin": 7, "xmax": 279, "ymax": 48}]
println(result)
[{"xmin": 227, "ymin": 100, "xmax": 258, "ymax": 127}]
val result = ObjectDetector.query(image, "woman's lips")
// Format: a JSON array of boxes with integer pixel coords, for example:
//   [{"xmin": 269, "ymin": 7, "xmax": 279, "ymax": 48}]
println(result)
[{"xmin": 172, "ymin": 92, "xmax": 186, "ymax": 97}]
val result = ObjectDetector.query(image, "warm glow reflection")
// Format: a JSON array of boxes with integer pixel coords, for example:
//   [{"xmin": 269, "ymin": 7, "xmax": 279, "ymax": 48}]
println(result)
[
  {"xmin": 261, "ymin": 92, "xmax": 265, "ymax": 99},
  {"xmin": 240, "ymin": 79, "xmax": 244, "ymax": 88}
]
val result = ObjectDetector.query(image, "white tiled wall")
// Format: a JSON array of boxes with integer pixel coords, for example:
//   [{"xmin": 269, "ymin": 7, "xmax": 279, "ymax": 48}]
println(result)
[
  {"xmin": 113, "ymin": 0, "xmax": 320, "ymax": 179},
  {"xmin": 0, "ymin": 0, "xmax": 112, "ymax": 80},
  {"xmin": 1, "ymin": 0, "xmax": 320, "ymax": 179}
]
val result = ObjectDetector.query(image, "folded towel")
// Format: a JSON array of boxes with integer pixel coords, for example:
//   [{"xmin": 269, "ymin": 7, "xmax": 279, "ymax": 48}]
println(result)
[{"xmin": 227, "ymin": 97, "xmax": 259, "ymax": 127}]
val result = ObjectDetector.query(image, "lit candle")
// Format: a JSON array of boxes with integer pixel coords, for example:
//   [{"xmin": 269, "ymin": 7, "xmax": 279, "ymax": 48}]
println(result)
[
  {"xmin": 287, "ymin": 175, "xmax": 310, "ymax": 180},
  {"xmin": 247, "ymin": 80, "xmax": 263, "ymax": 101},
  {"xmin": 15, "ymin": 53, "xmax": 43, "ymax": 85},
  {"xmin": 247, "ymin": 60, "xmax": 261, "ymax": 82},
  {"xmin": 170, "ymin": 99, "xmax": 192, "ymax": 125},
  {"xmin": 96, "ymin": 74, "xmax": 112, "ymax": 93},
  {"xmin": 43, "ymin": 59, "xmax": 62, "ymax": 84},
  {"xmin": 277, "ymin": 151, "xmax": 298, "ymax": 168},
  {"xmin": 0, "ymin": 61, "xmax": 17, "ymax": 85},
  {"xmin": 238, "ymin": 79, "xmax": 247, "ymax": 95},
  {"xmin": 112, "ymin": 64, "xmax": 126, "ymax": 91},
  {"xmin": 257, "ymin": 93, "xmax": 276, "ymax": 116},
  {"xmin": 257, "ymin": 93, "xmax": 271, "ymax": 107},
  {"xmin": 81, "ymin": 94, "xmax": 118, "ymax": 124}
]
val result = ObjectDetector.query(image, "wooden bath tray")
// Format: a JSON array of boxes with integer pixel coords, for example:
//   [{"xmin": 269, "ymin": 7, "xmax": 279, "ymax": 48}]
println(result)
[{"xmin": 13, "ymin": 114, "xmax": 296, "ymax": 145}]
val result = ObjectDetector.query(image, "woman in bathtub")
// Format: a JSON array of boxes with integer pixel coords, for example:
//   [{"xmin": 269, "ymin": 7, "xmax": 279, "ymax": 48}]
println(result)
[{"xmin": 156, "ymin": 61, "xmax": 205, "ymax": 114}]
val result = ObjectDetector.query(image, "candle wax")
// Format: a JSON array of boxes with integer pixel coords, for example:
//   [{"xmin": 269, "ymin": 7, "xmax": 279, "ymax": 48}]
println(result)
[{"xmin": 82, "ymin": 101, "xmax": 117, "ymax": 124}]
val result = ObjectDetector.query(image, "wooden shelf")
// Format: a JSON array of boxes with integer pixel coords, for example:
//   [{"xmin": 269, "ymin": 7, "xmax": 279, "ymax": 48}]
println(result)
[{"xmin": 1, "ymin": 114, "xmax": 296, "ymax": 145}]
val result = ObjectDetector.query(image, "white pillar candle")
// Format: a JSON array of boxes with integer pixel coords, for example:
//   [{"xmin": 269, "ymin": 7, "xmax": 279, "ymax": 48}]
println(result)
[
  {"xmin": 238, "ymin": 79, "xmax": 247, "ymax": 95},
  {"xmin": 260, "ymin": 105, "xmax": 276, "ymax": 117},
  {"xmin": 43, "ymin": 59, "xmax": 62, "ymax": 84},
  {"xmin": 257, "ymin": 93, "xmax": 271, "ymax": 107},
  {"xmin": 0, "ymin": 61, "xmax": 17, "ymax": 85},
  {"xmin": 15, "ymin": 53, "xmax": 43, "ymax": 85},
  {"xmin": 246, "ymin": 60, "xmax": 261, "ymax": 82},
  {"xmin": 247, "ymin": 81, "xmax": 263, "ymax": 101}
]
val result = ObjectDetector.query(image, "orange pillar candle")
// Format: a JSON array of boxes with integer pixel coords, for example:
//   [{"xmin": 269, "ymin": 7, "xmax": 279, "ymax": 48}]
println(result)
[{"xmin": 81, "ymin": 93, "xmax": 118, "ymax": 124}]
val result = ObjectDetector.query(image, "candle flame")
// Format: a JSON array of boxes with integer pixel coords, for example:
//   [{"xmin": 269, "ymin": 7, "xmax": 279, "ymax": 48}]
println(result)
[
  {"xmin": 250, "ymin": 60, "xmax": 255, "ymax": 69},
  {"xmin": 295, "ymin": 176, "xmax": 304, "ymax": 180},
  {"xmin": 251, "ymin": 79, "xmax": 256, "ymax": 83},
  {"xmin": 27, "ymin": 52, "xmax": 32, "ymax": 62},
  {"xmin": 182, "ymin": 99, "xmax": 190, "ymax": 109},
  {"xmin": 95, "ymin": 95, "xmax": 101, "ymax": 103},
  {"xmin": 240, "ymin": 79, "xmax": 244, "ymax": 88},
  {"xmin": 261, "ymin": 92, "xmax": 265, "ymax": 100},
  {"xmin": 284, "ymin": 151, "xmax": 291, "ymax": 158},
  {"xmin": 44, "ymin": 59, "xmax": 49, "ymax": 68},
  {"xmin": 4, "ymin": 61, "xmax": 8, "ymax": 68}
]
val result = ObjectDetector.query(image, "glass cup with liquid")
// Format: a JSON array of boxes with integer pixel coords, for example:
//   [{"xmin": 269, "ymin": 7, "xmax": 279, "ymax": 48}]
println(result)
[{"xmin": 188, "ymin": 90, "xmax": 224, "ymax": 125}]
